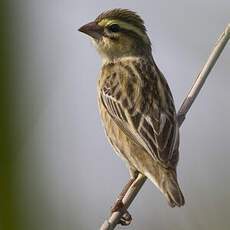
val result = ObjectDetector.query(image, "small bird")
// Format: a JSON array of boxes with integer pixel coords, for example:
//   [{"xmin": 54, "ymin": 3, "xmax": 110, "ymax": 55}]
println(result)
[{"xmin": 79, "ymin": 9, "xmax": 184, "ymax": 208}]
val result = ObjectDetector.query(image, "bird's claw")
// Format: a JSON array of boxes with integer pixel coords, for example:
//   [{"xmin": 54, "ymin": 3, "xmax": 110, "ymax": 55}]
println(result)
[
  {"xmin": 120, "ymin": 211, "xmax": 132, "ymax": 226},
  {"xmin": 111, "ymin": 199, "xmax": 132, "ymax": 226}
]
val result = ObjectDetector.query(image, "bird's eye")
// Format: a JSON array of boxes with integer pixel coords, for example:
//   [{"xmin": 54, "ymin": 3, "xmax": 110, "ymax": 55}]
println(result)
[{"xmin": 107, "ymin": 24, "xmax": 120, "ymax": 33}]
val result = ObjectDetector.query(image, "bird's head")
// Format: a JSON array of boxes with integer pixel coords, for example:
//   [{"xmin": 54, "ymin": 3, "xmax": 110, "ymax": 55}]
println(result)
[{"xmin": 79, "ymin": 9, "xmax": 151, "ymax": 62}]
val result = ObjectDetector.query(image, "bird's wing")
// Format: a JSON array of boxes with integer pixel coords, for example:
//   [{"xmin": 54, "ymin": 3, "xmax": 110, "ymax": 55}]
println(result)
[{"xmin": 100, "ymin": 59, "xmax": 179, "ymax": 165}]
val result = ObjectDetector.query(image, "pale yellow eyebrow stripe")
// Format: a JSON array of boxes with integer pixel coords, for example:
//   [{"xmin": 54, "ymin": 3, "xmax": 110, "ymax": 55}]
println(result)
[{"xmin": 98, "ymin": 19, "xmax": 149, "ymax": 43}]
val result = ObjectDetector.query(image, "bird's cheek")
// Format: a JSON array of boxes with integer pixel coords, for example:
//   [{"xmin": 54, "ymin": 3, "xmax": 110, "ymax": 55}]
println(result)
[
  {"xmin": 118, "ymin": 37, "xmax": 131, "ymax": 51},
  {"xmin": 102, "ymin": 37, "xmax": 114, "ymax": 51}
]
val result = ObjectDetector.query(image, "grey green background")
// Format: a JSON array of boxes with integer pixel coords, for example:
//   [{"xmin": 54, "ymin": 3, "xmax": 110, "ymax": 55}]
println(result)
[{"xmin": 1, "ymin": 0, "xmax": 230, "ymax": 229}]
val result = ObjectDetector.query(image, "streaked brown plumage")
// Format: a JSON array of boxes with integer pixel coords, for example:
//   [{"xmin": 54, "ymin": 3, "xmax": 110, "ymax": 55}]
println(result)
[{"xmin": 79, "ymin": 9, "xmax": 184, "ymax": 207}]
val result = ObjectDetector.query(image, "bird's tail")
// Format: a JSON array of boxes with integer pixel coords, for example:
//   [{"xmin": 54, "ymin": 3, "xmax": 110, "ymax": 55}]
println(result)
[
  {"xmin": 161, "ymin": 170, "xmax": 185, "ymax": 207},
  {"xmin": 147, "ymin": 168, "xmax": 185, "ymax": 207}
]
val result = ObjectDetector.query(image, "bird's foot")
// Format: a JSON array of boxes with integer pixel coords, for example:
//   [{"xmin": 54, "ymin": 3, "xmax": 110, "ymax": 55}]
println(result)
[
  {"xmin": 111, "ymin": 199, "xmax": 132, "ymax": 226},
  {"xmin": 111, "ymin": 199, "xmax": 124, "ymax": 213},
  {"xmin": 119, "ymin": 211, "xmax": 132, "ymax": 226}
]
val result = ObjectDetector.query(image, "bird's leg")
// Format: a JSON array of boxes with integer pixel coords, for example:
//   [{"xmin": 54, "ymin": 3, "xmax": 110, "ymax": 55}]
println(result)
[
  {"xmin": 110, "ymin": 177, "xmax": 135, "ymax": 225},
  {"xmin": 111, "ymin": 177, "xmax": 136, "ymax": 212},
  {"xmin": 111, "ymin": 170, "xmax": 138, "ymax": 225}
]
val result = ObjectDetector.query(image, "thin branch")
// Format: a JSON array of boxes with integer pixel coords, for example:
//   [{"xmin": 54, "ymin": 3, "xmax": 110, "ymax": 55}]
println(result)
[
  {"xmin": 100, "ymin": 174, "xmax": 147, "ymax": 230},
  {"xmin": 100, "ymin": 23, "xmax": 230, "ymax": 230},
  {"xmin": 177, "ymin": 23, "xmax": 230, "ymax": 126}
]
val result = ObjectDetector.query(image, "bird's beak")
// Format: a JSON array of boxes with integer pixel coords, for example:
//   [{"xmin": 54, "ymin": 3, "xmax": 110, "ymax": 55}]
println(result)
[{"xmin": 78, "ymin": 21, "xmax": 103, "ymax": 39}]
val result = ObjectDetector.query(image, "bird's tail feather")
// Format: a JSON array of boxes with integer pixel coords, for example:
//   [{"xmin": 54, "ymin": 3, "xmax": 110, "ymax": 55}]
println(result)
[
  {"xmin": 147, "ymin": 169, "xmax": 185, "ymax": 207},
  {"xmin": 162, "ymin": 170, "xmax": 185, "ymax": 207}
]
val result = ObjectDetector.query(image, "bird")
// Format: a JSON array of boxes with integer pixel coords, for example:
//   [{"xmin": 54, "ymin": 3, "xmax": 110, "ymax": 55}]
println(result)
[{"xmin": 79, "ymin": 9, "xmax": 185, "ymax": 209}]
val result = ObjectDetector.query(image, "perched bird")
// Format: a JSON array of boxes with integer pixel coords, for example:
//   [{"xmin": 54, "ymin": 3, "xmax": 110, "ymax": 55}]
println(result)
[{"xmin": 79, "ymin": 9, "xmax": 184, "ymax": 208}]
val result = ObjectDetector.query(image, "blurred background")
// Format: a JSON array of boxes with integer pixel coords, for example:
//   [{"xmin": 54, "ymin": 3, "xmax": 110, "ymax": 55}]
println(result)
[{"xmin": 0, "ymin": 0, "xmax": 230, "ymax": 229}]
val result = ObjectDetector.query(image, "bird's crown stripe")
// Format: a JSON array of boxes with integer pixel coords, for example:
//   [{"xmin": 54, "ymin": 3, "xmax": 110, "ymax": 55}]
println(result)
[{"xmin": 98, "ymin": 19, "xmax": 148, "ymax": 42}]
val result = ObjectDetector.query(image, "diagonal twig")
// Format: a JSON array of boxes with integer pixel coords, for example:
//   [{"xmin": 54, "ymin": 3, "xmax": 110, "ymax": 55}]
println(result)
[
  {"xmin": 100, "ymin": 23, "xmax": 230, "ymax": 230},
  {"xmin": 177, "ymin": 23, "xmax": 230, "ymax": 126}
]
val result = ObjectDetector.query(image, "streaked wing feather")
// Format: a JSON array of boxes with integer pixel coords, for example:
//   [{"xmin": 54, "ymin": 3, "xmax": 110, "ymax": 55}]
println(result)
[{"xmin": 100, "ymin": 58, "xmax": 178, "ymax": 165}]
